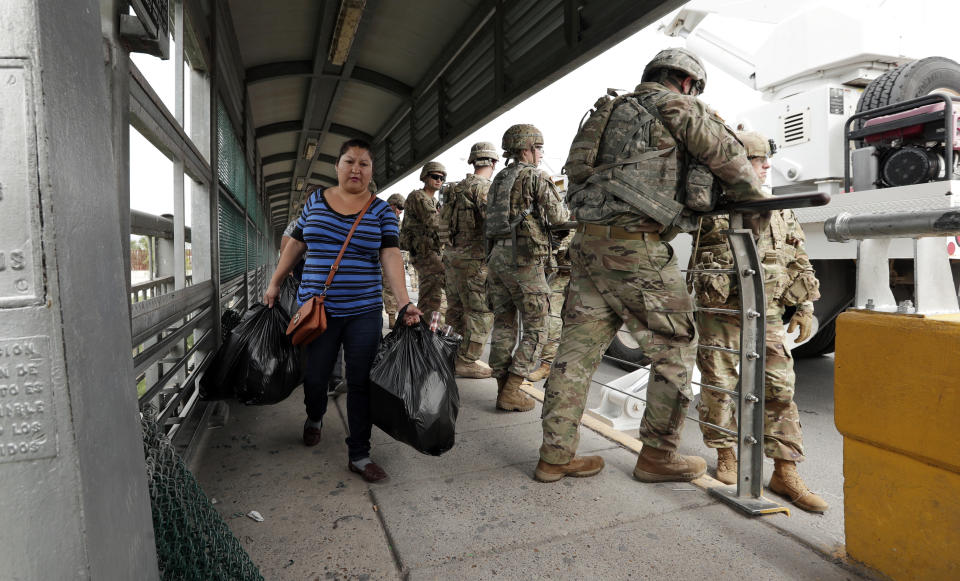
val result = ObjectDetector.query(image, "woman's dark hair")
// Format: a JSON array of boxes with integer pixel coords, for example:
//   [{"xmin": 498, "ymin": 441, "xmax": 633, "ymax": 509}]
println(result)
[{"xmin": 337, "ymin": 138, "xmax": 373, "ymax": 163}]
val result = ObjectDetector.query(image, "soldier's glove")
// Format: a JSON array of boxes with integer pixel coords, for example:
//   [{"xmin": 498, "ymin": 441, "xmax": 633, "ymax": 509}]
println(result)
[
  {"xmin": 551, "ymin": 229, "xmax": 571, "ymax": 247},
  {"xmin": 786, "ymin": 309, "xmax": 815, "ymax": 343}
]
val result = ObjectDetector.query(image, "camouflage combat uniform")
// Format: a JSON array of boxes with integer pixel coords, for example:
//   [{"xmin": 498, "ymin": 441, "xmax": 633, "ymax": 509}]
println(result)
[
  {"xmin": 539, "ymin": 81, "xmax": 766, "ymax": 464},
  {"xmin": 486, "ymin": 162, "xmax": 569, "ymax": 379},
  {"xmin": 540, "ymin": 230, "xmax": 574, "ymax": 364},
  {"xmin": 441, "ymin": 174, "xmax": 494, "ymax": 363},
  {"xmin": 400, "ymin": 189, "xmax": 446, "ymax": 318},
  {"xmin": 694, "ymin": 209, "xmax": 819, "ymax": 461}
]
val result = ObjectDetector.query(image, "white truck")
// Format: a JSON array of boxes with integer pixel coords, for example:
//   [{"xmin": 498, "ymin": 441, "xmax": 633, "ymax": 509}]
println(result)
[{"xmin": 657, "ymin": 1, "xmax": 960, "ymax": 357}]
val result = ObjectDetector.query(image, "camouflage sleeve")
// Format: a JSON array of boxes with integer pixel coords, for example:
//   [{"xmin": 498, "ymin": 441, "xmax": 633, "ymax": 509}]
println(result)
[
  {"xmin": 466, "ymin": 179, "xmax": 486, "ymax": 221},
  {"xmin": 405, "ymin": 190, "xmax": 427, "ymax": 228},
  {"xmin": 785, "ymin": 210, "xmax": 814, "ymax": 271},
  {"xmin": 534, "ymin": 169, "xmax": 570, "ymax": 226},
  {"xmin": 656, "ymin": 95, "xmax": 766, "ymax": 202}
]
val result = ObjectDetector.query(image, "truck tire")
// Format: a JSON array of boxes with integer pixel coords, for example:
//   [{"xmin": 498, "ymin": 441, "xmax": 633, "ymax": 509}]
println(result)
[
  {"xmin": 605, "ymin": 326, "xmax": 651, "ymax": 371},
  {"xmin": 791, "ymin": 317, "xmax": 836, "ymax": 359},
  {"xmin": 856, "ymin": 56, "xmax": 960, "ymax": 121}
]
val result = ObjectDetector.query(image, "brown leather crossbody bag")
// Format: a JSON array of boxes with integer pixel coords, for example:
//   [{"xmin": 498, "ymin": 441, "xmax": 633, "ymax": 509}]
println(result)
[{"xmin": 286, "ymin": 194, "xmax": 376, "ymax": 346}]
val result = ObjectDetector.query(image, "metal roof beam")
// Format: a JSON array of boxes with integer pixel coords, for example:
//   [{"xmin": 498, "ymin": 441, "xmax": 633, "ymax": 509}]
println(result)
[
  {"xmin": 286, "ymin": 0, "xmax": 339, "ymax": 224},
  {"xmin": 289, "ymin": 0, "xmax": 380, "ymax": 223},
  {"xmin": 264, "ymin": 171, "xmax": 293, "ymax": 183},
  {"xmin": 261, "ymin": 151, "xmax": 297, "ymax": 165},
  {"xmin": 351, "ymin": 66, "xmax": 412, "ymax": 98},
  {"xmin": 328, "ymin": 123, "xmax": 373, "ymax": 142},
  {"xmin": 245, "ymin": 60, "xmax": 312, "ymax": 84},
  {"xmin": 255, "ymin": 120, "xmax": 301, "ymax": 139},
  {"xmin": 245, "ymin": 60, "xmax": 412, "ymax": 98},
  {"xmin": 254, "ymin": 119, "xmax": 372, "ymax": 142}
]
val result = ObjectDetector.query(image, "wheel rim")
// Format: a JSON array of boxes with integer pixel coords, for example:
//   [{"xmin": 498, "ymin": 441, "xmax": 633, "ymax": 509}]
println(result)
[{"xmin": 928, "ymin": 87, "xmax": 960, "ymax": 97}]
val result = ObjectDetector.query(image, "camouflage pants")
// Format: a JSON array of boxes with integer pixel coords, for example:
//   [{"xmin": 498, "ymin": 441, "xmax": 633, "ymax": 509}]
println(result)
[
  {"xmin": 444, "ymin": 254, "xmax": 493, "ymax": 363},
  {"xmin": 540, "ymin": 233, "xmax": 697, "ymax": 464},
  {"xmin": 403, "ymin": 251, "xmax": 418, "ymax": 292},
  {"xmin": 696, "ymin": 307, "xmax": 804, "ymax": 461},
  {"xmin": 486, "ymin": 246, "xmax": 550, "ymax": 378},
  {"xmin": 382, "ymin": 270, "xmax": 398, "ymax": 316},
  {"xmin": 539, "ymin": 270, "xmax": 570, "ymax": 363},
  {"xmin": 411, "ymin": 251, "xmax": 446, "ymax": 320}
]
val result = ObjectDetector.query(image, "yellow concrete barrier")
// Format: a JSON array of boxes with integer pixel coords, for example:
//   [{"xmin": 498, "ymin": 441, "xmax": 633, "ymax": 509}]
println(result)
[{"xmin": 835, "ymin": 310, "xmax": 960, "ymax": 580}]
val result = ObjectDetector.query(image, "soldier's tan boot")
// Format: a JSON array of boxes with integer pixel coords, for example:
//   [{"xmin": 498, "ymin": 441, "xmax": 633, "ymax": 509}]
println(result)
[
  {"xmin": 534, "ymin": 456, "xmax": 605, "ymax": 483},
  {"xmin": 769, "ymin": 459, "xmax": 829, "ymax": 513},
  {"xmin": 455, "ymin": 358, "xmax": 493, "ymax": 379},
  {"xmin": 715, "ymin": 447, "xmax": 737, "ymax": 485},
  {"xmin": 633, "ymin": 446, "xmax": 707, "ymax": 483},
  {"xmin": 496, "ymin": 373, "xmax": 536, "ymax": 412},
  {"xmin": 526, "ymin": 361, "xmax": 552, "ymax": 382}
]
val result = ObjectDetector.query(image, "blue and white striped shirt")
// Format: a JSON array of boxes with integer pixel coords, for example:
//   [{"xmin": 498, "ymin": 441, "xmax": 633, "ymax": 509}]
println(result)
[{"xmin": 294, "ymin": 188, "xmax": 399, "ymax": 316}]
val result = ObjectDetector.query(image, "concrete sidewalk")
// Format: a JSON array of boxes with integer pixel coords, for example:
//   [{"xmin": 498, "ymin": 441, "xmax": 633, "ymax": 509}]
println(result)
[{"xmin": 195, "ymin": 366, "xmax": 872, "ymax": 580}]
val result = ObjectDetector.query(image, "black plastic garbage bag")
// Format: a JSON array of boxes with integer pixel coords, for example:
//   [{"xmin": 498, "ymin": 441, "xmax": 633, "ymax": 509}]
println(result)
[
  {"xmin": 200, "ymin": 304, "xmax": 304, "ymax": 405},
  {"xmin": 369, "ymin": 320, "xmax": 461, "ymax": 456},
  {"xmin": 276, "ymin": 275, "xmax": 300, "ymax": 320}
]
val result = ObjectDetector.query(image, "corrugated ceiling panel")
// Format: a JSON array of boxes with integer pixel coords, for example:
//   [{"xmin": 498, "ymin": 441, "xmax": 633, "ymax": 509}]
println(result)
[
  {"xmin": 248, "ymin": 77, "xmax": 309, "ymax": 128},
  {"xmin": 228, "ymin": 0, "xmax": 319, "ymax": 68},
  {"xmin": 352, "ymin": 0, "xmax": 483, "ymax": 87}
]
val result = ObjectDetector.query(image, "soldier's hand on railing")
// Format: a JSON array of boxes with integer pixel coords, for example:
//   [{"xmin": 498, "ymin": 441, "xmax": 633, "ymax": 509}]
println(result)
[
  {"xmin": 263, "ymin": 284, "xmax": 279, "ymax": 308},
  {"xmin": 787, "ymin": 309, "xmax": 815, "ymax": 342}
]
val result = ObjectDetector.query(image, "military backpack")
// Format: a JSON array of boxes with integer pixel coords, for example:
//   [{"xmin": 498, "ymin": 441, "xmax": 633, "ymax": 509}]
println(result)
[
  {"xmin": 484, "ymin": 164, "xmax": 525, "ymax": 239},
  {"xmin": 563, "ymin": 89, "xmax": 720, "ymax": 221}
]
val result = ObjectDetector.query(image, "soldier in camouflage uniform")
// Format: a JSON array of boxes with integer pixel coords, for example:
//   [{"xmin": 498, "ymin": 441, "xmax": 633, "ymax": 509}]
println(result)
[
  {"xmin": 382, "ymin": 193, "xmax": 406, "ymax": 327},
  {"xmin": 399, "ymin": 162, "xmax": 447, "ymax": 319},
  {"xmin": 535, "ymin": 48, "xmax": 768, "ymax": 484},
  {"xmin": 440, "ymin": 142, "xmax": 498, "ymax": 379},
  {"xmin": 693, "ymin": 131, "xmax": 827, "ymax": 512},
  {"xmin": 486, "ymin": 124, "xmax": 570, "ymax": 412}
]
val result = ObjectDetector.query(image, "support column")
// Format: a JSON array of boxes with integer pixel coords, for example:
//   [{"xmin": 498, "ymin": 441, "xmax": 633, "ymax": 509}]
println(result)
[{"xmin": 0, "ymin": 0, "xmax": 159, "ymax": 578}]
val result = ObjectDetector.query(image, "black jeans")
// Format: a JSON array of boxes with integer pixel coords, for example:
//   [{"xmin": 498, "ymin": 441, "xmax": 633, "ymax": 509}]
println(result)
[{"xmin": 303, "ymin": 309, "xmax": 382, "ymax": 461}]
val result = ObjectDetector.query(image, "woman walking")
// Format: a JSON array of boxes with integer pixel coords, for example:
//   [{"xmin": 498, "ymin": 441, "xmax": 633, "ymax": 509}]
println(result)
[{"xmin": 264, "ymin": 138, "xmax": 422, "ymax": 482}]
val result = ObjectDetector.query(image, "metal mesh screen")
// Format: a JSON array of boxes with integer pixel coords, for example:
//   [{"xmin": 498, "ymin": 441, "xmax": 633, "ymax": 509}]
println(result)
[
  {"xmin": 218, "ymin": 194, "xmax": 246, "ymax": 281},
  {"xmin": 216, "ymin": 99, "xmax": 246, "ymax": 208},
  {"xmin": 142, "ymin": 415, "xmax": 263, "ymax": 581}
]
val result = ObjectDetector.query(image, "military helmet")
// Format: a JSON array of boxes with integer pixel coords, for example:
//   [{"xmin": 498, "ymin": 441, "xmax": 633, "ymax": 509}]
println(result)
[
  {"xmin": 387, "ymin": 193, "xmax": 405, "ymax": 210},
  {"xmin": 736, "ymin": 130, "xmax": 776, "ymax": 158},
  {"xmin": 642, "ymin": 48, "xmax": 707, "ymax": 93},
  {"xmin": 501, "ymin": 124, "xmax": 544, "ymax": 157},
  {"xmin": 468, "ymin": 141, "xmax": 499, "ymax": 166},
  {"xmin": 419, "ymin": 161, "xmax": 447, "ymax": 181}
]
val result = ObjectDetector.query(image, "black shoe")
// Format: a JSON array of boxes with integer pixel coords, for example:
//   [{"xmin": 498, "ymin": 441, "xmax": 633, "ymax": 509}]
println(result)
[{"xmin": 303, "ymin": 424, "xmax": 322, "ymax": 446}]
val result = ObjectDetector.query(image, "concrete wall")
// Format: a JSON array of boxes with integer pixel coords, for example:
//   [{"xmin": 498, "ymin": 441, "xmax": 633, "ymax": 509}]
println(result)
[{"xmin": 0, "ymin": 0, "xmax": 158, "ymax": 578}]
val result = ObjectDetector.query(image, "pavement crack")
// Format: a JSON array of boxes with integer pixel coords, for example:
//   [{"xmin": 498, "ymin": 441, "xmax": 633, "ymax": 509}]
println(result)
[{"xmin": 368, "ymin": 488, "xmax": 409, "ymax": 580}]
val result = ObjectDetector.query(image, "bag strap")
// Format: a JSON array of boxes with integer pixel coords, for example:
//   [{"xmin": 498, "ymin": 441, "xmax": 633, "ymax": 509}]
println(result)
[{"xmin": 323, "ymin": 194, "xmax": 376, "ymax": 294}]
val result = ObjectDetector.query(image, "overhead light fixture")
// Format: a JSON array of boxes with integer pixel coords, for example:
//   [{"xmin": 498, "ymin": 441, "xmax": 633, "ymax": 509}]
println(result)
[
  {"xmin": 303, "ymin": 139, "xmax": 318, "ymax": 160},
  {"xmin": 328, "ymin": 0, "xmax": 366, "ymax": 66},
  {"xmin": 295, "ymin": 177, "xmax": 305, "ymax": 190}
]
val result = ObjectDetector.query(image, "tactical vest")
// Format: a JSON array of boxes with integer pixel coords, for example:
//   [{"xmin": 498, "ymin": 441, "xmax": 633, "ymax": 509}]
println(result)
[
  {"xmin": 485, "ymin": 163, "xmax": 524, "ymax": 239},
  {"xmin": 441, "ymin": 175, "xmax": 487, "ymax": 252},
  {"xmin": 485, "ymin": 163, "xmax": 552, "ymax": 259},
  {"xmin": 565, "ymin": 89, "xmax": 716, "ymax": 232}
]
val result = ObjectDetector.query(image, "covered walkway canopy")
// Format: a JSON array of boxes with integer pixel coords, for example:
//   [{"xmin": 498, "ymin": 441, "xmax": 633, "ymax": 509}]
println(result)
[{"xmin": 217, "ymin": 0, "xmax": 683, "ymax": 229}]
